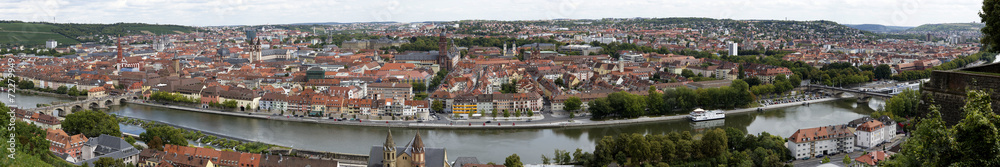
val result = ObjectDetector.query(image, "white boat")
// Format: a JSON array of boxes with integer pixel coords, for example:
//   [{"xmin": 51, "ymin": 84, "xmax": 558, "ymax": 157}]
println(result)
[{"xmin": 689, "ymin": 108, "xmax": 725, "ymax": 121}]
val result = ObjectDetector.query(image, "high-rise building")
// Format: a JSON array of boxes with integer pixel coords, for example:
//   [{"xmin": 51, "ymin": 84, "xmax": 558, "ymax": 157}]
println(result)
[
  {"xmin": 728, "ymin": 42, "xmax": 739, "ymax": 56},
  {"xmin": 45, "ymin": 40, "xmax": 58, "ymax": 49}
]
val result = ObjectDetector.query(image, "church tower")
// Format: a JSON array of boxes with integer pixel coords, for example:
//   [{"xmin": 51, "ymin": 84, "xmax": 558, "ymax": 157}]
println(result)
[
  {"xmin": 411, "ymin": 133, "xmax": 426, "ymax": 167},
  {"xmin": 383, "ymin": 130, "xmax": 397, "ymax": 167},
  {"xmin": 437, "ymin": 30, "xmax": 450, "ymax": 71},
  {"xmin": 249, "ymin": 38, "xmax": 262, "ymax": 63},
  {"xmin": 115, "ymin": 37, "xmax": 127, "ymax": 71}
]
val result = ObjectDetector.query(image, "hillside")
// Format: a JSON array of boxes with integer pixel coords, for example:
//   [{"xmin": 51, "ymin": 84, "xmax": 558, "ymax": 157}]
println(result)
[
  {"xmin": 0, "ymin": 21, "xmax": 197, "ymax": 46},
  {"xmin": 844, "ymin": 24, "xmax": 913, "ymax": 32},
  {"xmin": 908, "ymin": 23, "xmax": 983, "ymax": 32}
]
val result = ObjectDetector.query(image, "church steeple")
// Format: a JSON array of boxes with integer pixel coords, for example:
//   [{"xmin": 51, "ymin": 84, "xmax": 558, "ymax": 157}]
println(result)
[
  {"xmin": 411, "ymin": 133, "xmax": 426, "ymax": 167},
  {"xmin": 384, "ymin": 129, "xmax": 395, "ymax": 150},
  {"xmin": 382, "ymin": 129, "xmax": 397, "ymax": 167}
]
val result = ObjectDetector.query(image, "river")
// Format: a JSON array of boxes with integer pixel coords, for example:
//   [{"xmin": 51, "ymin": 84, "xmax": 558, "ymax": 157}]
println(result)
[{"xmin": 2, "ymin": 92, "xmax": 883, "ymax": 164}]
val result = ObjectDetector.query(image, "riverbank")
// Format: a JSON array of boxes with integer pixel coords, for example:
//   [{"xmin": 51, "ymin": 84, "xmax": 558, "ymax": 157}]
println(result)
[
  {"xmin": 126, "ymin": 97, "xmax": 845, "ymax": 129},
  {"xmin": 112, "ymin": 114, "xmax": 371, "ymax": 165},
  {"xmin": 7, "ymin": 88, "xmax": 85, "ymax": 100}
]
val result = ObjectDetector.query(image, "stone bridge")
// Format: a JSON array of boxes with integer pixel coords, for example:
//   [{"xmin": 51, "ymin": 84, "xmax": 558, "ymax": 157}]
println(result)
[
  {"xmin": 804, "ymin": 84, "xmax": 893, "ymax": 101},
  {"xmin": 26, "ymin": 93, "xmax": 141, "ymax": 117}
]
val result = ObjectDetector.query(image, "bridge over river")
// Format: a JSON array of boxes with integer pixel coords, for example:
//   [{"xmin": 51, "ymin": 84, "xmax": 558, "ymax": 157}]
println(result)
[{"xmin": 25, "ymin": 92, "xmax": 141, "ymax": 116}]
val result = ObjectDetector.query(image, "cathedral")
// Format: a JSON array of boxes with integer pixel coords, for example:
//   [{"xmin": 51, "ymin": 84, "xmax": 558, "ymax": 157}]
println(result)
[
  {"xmin": 369, "ymin": 130, "xmax": 450, "ymax": 167},
  {"xmin": 114, "ymin": 37, "xmax": 142, "ymax": 73}
]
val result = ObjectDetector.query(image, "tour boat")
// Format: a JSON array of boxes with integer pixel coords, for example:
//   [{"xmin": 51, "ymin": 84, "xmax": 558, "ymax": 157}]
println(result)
[{"xmin": 689, "ymin": 108, "xmax": 725, "ymax": 121}]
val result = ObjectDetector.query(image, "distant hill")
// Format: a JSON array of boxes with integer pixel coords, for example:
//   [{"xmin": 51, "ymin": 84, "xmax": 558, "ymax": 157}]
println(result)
[
  {"xmin": 908, "ymin": 23, "xmax": 983, "ymax": 32},
  {"xmin": 0, "ymin": 21, "xmax": 196, "ymax": 46},
  {"xmin": 844, "ymin": 24, "xmax": 913, "ymax": 32},
  {"xmin": 289, "ymin": 21, "xmax": 399, "ymax": 25}
]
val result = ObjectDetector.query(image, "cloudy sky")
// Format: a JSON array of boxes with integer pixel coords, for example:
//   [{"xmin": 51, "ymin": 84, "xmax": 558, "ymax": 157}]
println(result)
[{"xmin": 0, "ymin": 0, "xmax": 984, "ymax": 27}]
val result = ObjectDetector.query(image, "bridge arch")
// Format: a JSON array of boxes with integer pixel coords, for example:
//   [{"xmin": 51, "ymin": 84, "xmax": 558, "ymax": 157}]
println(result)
[
  {"xmin": 55, "ymin": 108, "xmax": 66, "ymax": 117},
  {"xmin": 88, "ymin": 102, "xmax": 100, "ymax": 110},
  {"xmin": 105, "ymin": 99, "xmax": 114, "ymax": 107}
]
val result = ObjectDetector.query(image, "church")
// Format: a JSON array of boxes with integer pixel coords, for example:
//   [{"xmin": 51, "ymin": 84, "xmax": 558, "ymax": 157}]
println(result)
[{"xmin": 369, "ymin": 130, "xmax": 450, "ymax": 167}]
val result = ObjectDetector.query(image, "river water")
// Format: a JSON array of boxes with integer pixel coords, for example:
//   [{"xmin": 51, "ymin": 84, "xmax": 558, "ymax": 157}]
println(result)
[{"xmin": 2, "ymin": 92, "xmax": 883, "ymax": 164}]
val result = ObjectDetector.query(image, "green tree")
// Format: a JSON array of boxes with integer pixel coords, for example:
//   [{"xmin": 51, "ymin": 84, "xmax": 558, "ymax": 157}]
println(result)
[
  {"xmin": 93, "ymin": 157, "xmax": 127, "ymax": 167},
  {"xmin": 148, "ymin": 136, "xmax": 165, "ymax": 151},
  {"xmin": 503, "ymin": 109, "xmax": 510, "ymax": 117},
  {"xmin": 843, "ymin": 154, "xmax": 852, "ymax": 165},
  {"xmin": 68, "ymin": 86, "xmax": 79, "ymax": 96},
  {"xmin": 140, "ymin": 126, "xmax": 188, "ymax": 147},
  {"xmin": 700, "ymin": 129, "xmax": 729, "ymax": 158},
  {"xmin": 675, "ymin": 87, "xmax": 697, "ymax": 112},
  {"xmin": 874, "ymin": 64, "xmax": 893, "ymax": 80},
  {"xmin": 505, "ymin": 154, "xmax": 524, "ymax": 167},
  {"xmin": 564, "ymin": 96, "xmax": 582, "ymax": 112},
  {"xmin": 821, "ymin": 157, "xmax": 830, "ymax": 163},
  {"xmin": 884, "ymin": 89, "xmax": 921, "ymax": 118},
  {"xmin": 411, "ymin": 82, "xmax": 427, "ymax": 92},
  {"xmin": 789, "ymin": 74, "xmax": 802, "ymax": 87},
  {"xmin": 56, "ymin": 85, "xmax": 68, "ymax": 94},
  {"xmin": 542, "ymin": 154, "xmax": 551, "ymax": 164},
  {"xmin": 982, "ymin": 0, "xmax": 1000, "ymax": 52},
  {"xmin": 647, "ymin": 86, "xmax": 664, "ymax": 115},
  {"xmin": 681, "ymin": 69, "xmax": 695, "ymax": 78},
  {"xmin": 16, "ymin": 79, "xmax": 34, "ymax": 89},
  {"xmin": 492, "ymin": 108, "xmax": 498, "ymax": 118},
  {"xmin": 951, "ymin": 90, "xmax": 1000, "ymax": 166},
  {"xmin": 62, "ymin": 110, "xmax": 121, "ymax": 137},
  {"xmin": 432, "ymin": 100, "xmax": 445, "ymax": 113},
  {"xmin": 222, "ymin": 100, "xmax": 238, "ymax": 108}
]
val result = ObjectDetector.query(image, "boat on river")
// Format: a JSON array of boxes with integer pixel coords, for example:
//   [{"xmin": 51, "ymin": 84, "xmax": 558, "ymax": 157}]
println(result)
[{"xmin": 689, "ymin": 108, "xmax": 725, "ymax": 121}]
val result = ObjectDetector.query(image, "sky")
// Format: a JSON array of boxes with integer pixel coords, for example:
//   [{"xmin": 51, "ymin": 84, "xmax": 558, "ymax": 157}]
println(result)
[{"xmin": 0, "ymin": 0, "xmax": 985, "ymax": 27}]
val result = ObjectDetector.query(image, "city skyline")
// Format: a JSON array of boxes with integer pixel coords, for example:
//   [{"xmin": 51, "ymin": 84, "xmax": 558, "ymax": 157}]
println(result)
[{"xmin": 0, "ymin": 0, "xmax": 983, "ymax": 27}]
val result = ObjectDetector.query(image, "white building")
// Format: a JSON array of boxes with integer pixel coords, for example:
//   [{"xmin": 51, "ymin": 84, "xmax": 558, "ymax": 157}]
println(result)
[
  {"xmin": 878, "ymin": 116, "xmax": 897, "ymax": 143},
  {"xmin": 46, "ymin": 40, "xmax": 58, "ymax": 49},
  {"xmin": 728, "ymin": 42, "xmax": 738, "ymax": 56},
  {"xmin": 787, "ymin": 125, "xmax": 856, "ymax": 160},
  {"xmin": 621, "ymin": 53, "xmax": 645, "ymax": 62},
  {"xmin": 404, "ymin": 100, "xmax": 431, "ymax": 120},
  {"xmin": 855, "ymin": 120, "xmax": 885, "ymax": 149}
]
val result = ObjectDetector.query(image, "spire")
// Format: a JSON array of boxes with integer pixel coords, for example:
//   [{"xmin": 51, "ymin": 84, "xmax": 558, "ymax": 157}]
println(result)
[
  {"xmin": 384, "ymin": 129, "xmax": 395, "ymax": 150},
  {"xmin": 412, "ymin": 133, "xmax": 425, "ymax": 153}
]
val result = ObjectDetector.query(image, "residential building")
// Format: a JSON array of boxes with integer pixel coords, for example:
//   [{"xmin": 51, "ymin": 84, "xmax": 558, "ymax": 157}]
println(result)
[
  {"xmin": 369, "ymin": 82, "xmax": 414, "ymax": 101},
  {"xmin": 853, "ymin": 151, "xmax": 889, "ymax": 167},
  {"xmin": 404, "ymin": 100, "xmax": 431, "ymax": 120},
  {"xmin": 855, "ymin": 120, "xmax": 885, "ymax": 149},
  {"xmin": 787, "ymin": 125, "xmax": 856, "ymax": 160},
  {"xmin": 46, "ymin": 128, "xmax": 88, "ymax": 161}
]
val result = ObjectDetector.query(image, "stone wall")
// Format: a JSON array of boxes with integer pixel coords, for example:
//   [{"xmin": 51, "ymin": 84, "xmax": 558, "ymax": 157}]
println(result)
[{"xmin": 920, "ymin": 63, "xmax": 1000, "ymax": 125}]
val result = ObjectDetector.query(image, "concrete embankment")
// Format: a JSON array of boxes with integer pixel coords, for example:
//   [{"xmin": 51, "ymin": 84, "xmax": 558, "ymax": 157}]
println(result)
[{"xmin": 125, "ymin": 97, "xmax": 844, "ymax": 130}]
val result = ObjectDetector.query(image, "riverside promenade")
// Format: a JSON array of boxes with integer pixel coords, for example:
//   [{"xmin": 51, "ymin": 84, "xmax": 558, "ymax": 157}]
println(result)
[{"xmin": 125, "ymin": 97, "xmax": 843, "ymax": 129}]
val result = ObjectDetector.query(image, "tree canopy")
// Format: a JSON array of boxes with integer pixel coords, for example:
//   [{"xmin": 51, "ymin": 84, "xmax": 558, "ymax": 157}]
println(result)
[{"xmin": 62, "ymin": 110, "xmax": 121, "ymax": 137}]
